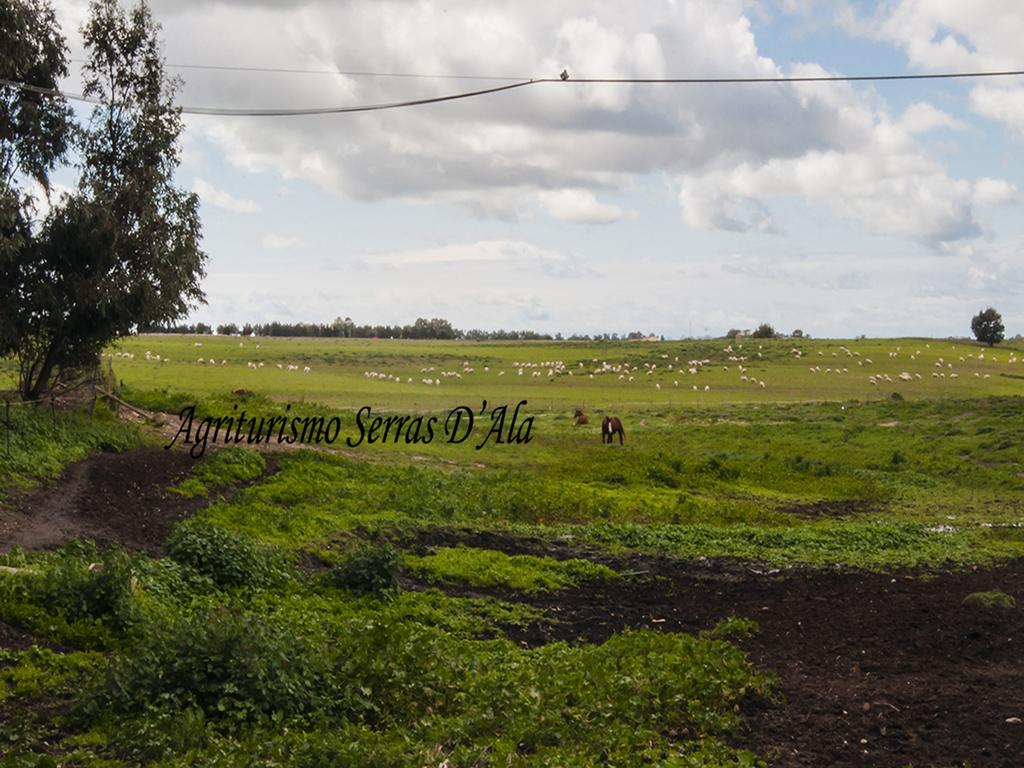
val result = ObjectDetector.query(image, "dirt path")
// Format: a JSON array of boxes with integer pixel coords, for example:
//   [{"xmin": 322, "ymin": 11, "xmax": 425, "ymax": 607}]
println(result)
[{"xmin": 0, "ymin": 447, "xmax": 203, "ymax": 554}]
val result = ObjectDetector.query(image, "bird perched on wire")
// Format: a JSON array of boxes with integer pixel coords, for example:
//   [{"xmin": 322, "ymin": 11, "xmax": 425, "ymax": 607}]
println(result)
[{"xmin": 560, "ymin": 69, "xmax": 569, "ymax": 80}]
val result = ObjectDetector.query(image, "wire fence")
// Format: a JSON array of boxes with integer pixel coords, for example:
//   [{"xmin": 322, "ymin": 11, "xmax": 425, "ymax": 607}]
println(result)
[{"xmin": 0, "ymin": 359, "xmax": 122, "ymax": 457}]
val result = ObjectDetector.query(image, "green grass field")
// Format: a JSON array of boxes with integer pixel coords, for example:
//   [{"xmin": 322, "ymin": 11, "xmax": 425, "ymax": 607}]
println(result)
[
  {"xmin": 1, "ymin": 335, "xmax": 1022, "ymax": 766},
  {"xmin": 102, "ymin": 334, "xmax": 1024, "ymax": 412}
]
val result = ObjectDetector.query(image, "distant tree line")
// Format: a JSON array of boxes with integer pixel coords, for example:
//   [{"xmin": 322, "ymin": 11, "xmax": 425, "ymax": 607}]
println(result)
[
  {"xmin": 724, "ymin": 325, "xmax": 810, "ymax": 340},
  {"xmin": 139, "ymin": 322, "xmax": 214, "ymax": 335},
  {"xmin": 137, "ymin": 317, "xmax": 679, "ymax": 341},
  {"xmin": 142, "ymin": 317, "xmax": 495, "ymax": 340}
]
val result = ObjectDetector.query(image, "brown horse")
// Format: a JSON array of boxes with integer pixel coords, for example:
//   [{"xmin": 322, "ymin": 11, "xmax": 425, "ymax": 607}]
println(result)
[
  {"xmin": 601, "ymin": 415, "xmax": 624, "ymax": 445},
  {"xmin": 573, "ymin": 408, "xmax": 589, "ymax": 425}
]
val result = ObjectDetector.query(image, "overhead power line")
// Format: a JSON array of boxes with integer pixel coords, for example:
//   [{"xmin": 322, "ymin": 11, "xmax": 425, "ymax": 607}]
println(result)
[
  {"xmin": 2, "ymin": 68, "xmax": 1023, "ymax": 117},
  {"xmin": 555, "ymin": 70, "xmax": 1024, "ymax": 84},
  {"xmin": 68, "ymin": 57, "xmax": 530, "ymax": 81},
  {"xmin": 0, "ymin": 76, "xmax": 537, "ymax": 115}
]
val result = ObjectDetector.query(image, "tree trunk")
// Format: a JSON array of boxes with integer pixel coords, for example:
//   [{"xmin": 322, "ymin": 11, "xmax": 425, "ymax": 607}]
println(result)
[{"xmin": 22, "ymin": 340, "xmax": 61, "ymax": 401}]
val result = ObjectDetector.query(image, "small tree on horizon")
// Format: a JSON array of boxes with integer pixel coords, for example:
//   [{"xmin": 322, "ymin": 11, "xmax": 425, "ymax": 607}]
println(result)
[
  {"xmin": 752, "ymin": 323, "xmax": 776, "ymax": 339},
  {"xmin": 971, "ymin": 307, "xmax": 1005, "ymax": 347}
]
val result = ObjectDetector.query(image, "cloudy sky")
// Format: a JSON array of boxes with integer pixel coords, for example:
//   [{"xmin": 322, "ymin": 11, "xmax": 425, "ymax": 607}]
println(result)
[{"xmin": 48, "ymin": 0, "xmax": 1024, "ymax": 338}]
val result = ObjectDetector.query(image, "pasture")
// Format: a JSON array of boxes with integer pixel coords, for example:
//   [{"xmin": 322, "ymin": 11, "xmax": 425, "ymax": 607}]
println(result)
[
  {"xmin": 0, "ymin": 334, "xmax": 1022, "ymax": 767},
  {"xmin": 102, "ymin": 334, "xmax": 1024, "ymax": 411}
]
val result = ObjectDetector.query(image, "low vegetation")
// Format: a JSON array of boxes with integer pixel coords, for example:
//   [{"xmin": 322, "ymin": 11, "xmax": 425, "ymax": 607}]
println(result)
[
  {"xmin": 170, "ymin": 446, "xmax": 266, "ymax": 497},
  {"xmin": 962, "ymin": 589, "xmax": 1016, "ymax": 610},
  {"xmin": 0, "ymin": 336, "xmax": 1021, "ymax": 765},
  {"xmin": 0, "ymin": 405, "xmax": 141, "ymax": 493},
  {"xmin": 404, "ymin": 546, "xmax": 619, "ymax": 593},
  {"xmin": 0, "ymin": 538, "xmax": 774, "ymax": 766}
]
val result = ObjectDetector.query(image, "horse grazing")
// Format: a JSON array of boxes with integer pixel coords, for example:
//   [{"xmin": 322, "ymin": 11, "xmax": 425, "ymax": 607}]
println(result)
[
  {"xmin": 601, "ymin": 415, "xmax": 624, "ymax": 445},
  {"xmin": 573, "ymin": 408, "xmax": 589, "ymax": 426}
]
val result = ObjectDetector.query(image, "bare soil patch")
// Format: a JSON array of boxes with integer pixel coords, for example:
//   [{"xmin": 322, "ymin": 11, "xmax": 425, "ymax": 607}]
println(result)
[
  {"xmin": 401, "ymin": 528, "xmax": 1024, "ymax": 765},
  {"xmin": 0, "ymin": 447, "xmax": 205, "ymax": 554},
  {"xmin": 399, "ymin": 526, "xmax": 604, "ymax": 561},
  {"xmin": 0, "ymin": 619, "xmax": 65, "ymax": 653},
  {"xmin": 484, "ymin": 557, "xmax": 1024, "ymax": 768}
]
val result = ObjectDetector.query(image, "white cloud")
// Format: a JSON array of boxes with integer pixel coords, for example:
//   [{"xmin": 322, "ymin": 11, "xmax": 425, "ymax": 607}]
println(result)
[
  {"xmin": 841, "ymin": 1, "xmax": 1024, "ymax": 138},
  {"xmin": 262, "ymin": 234, "xmax": 312, "ymax": 250},
  {"xmin": 193, "ymin": 178, "xmax": 260, "ymax": 213},
  {"xmin": 50, "ymin": 0, "xmax": 988, "ymax": 243},
  {"xmin": 972, "ymin": 177, "xmax": 1018, "ymax": 205},
  {"xmin": 970, "ymin": 85, "xmax": 1024, "ymax": 138},
  {"xmin": 899, "ymin": 102, "xmax": 965, "ymax": 134},
  {"xmin": 361, "ymin": 239, "xmax": 583, "ymax": 272},
  {"xmin": 538, "ymin": 188, "xmax": 626, "ymax": 224},
  {"xmin": 673, "ymin": 71, "xmax": 988, "ymax": 243}
]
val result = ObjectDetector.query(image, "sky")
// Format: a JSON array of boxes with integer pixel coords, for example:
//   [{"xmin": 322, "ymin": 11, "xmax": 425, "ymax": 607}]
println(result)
[{"xmin": 45, "ymin": 0, "xmax": 1024, "ymax": 338}]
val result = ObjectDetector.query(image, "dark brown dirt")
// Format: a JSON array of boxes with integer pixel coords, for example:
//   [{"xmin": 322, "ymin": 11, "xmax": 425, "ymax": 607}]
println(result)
[
  {"xmin": 501, "ymin": 562, "xmax": 1023, "ymax": 767},
  {"xmin": 399, "ymin": 526, "xmax": 605, "ymax": 561},
  {"xmin": 403, "ymin": 529, "xmax": 1024, "ymax": 767},
  {"xmin": 0, "ymin": 619, "xmax": 62, "ymax": 652},
  {"xmin": 0, "ymin": 446, "xmax": 205, "ymax": 554}
]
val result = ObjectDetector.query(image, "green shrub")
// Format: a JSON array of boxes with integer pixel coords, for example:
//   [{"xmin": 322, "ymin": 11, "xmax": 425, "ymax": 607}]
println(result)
[
  {"xmin": 166, "ymin": 521, "xmax": 289, "ymax": 589},
  {"xmin": 0, "ymin": 543, "xmax": 219, "ymax": 649},
  {"xmin": 85, "ymin": 606, "xmax": 330, "ymax": 722},
  {"xmin": 104, "ymin": 706, "xmax": 212, "ymax": 765},
  {"xmin": 324, "ymin": 543, "xmax": 403, "ymax": 599},
  {"xmin": 5, "ymin": 542, "xmax": 140, "ymax": 633},
  {"xmin": 645, "ymin": 463, "xmax": 680, "ymax": 488},
  {"xmin": 702, "ymin": 457, "xmax": 740, "ymax": 481}
]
